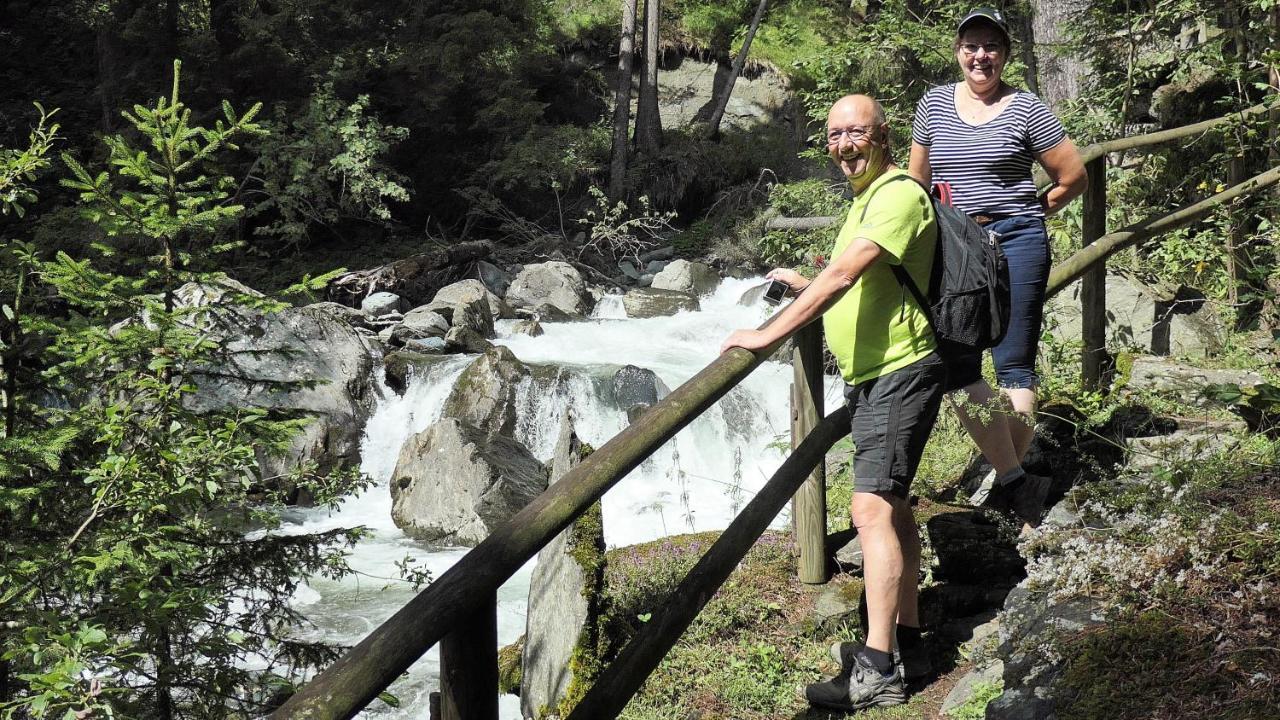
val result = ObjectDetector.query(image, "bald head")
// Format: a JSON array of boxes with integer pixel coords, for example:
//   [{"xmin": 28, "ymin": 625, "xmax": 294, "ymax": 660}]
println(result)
[{"xmin": 828, "ymin": 94, "xmax": 886, "ymax": 128}]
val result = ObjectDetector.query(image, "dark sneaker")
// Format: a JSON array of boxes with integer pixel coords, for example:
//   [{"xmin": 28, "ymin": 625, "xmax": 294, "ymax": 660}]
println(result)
[
  {"xmin": 830, "ymin": 640, "xmax": 932, "ymax": 682},
  {"xmin": 805, "ymin": 651, "xmax": 906, "ymax": 711},
  {"xmin": 980, "ymin": 473, "xmax": 1051, "ymax": 527}
]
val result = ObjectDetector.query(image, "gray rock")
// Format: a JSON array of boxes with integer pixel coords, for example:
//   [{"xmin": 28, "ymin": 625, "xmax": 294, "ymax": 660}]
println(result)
[
  {"xmin": 611, "ymin": 365, "xmax": 668, "ymax": 422},
  {"xmin": 416, "ymin": 296, "xmax": 495, "ymax": 339},
  {"xmin": 737, "ymin": 282, "xmax": 769, "ymax": 306},
  {"xmin": 433, "ymin": 278, "xmax": 510, "ymax": 322},
  {"xmin": 994, "ymin": 583, "xmax": 1106, "ymax": 719},
  {"xmin": 622, "ymin": 287, "xmax": 700, "ymax": 318},
  {"xmin": 812, "ymin": 581, "xmax": 864, "ymax": 635},
  {"xmin": 645, "ymin": 260, "xmax": 669, "ymax": 275},
  {"xmin": 389, "ymin": 418, "xmax": 547, "ymax": 545},
  {"xmin": 1124, "ymin": 422, "xmax": 1244, "ymax": 472},
  {"xmin": 473, "ymin": 260, "xmax": 511, "ymax": 297},
  {"xmin": 179, "ymin": 287, "xmax": 378, "ymax": 487},
  {"xmin": 639, "ymin": 245, "xmax": 676, "ymax": 263},
  {"xmin": 442, "ymin": 345, "xmax": 530, "ymax": 437},
  {"xmin": 391, "ymin": 307, "xmax": 450, "ymax": 345},
  {"xmin": 383, "ymin": 350, "xmax": 449, "ymax": 395},
  {"xmin": 636, "ymin": 273, "xmax": 654, "ymax": 288},
  {"xmin": 926, "ymin": 512, "xmax": 1026, "ymax": 585},
  {"xmin": 506, "ymin": 261, "xmax": 594, "ymax": 317},
  {"xmin": 404, "ymin": 337, "xmax": 449, "ymax": 354},
  {"xmin": 511, "ymin": 319, "xmax": 544, "ymax": 337},
  {"xmin": 651, "ymin": 259, "xmax": 718, "ymax": 296},
  {"xmin": 835, "ymin": 535, "xmax": 863, "ymax": 572},
  {"xmin": 1125, "ymin": 356, "xmax": 1265, "ymax": 408},
  {"xmin": 618, "ymin": 259, "xmax": 642, "ymax": 280},
  {"xmin": 521, "ymin": 416, "xmax": 604, "ymax": 719},
  {"xmin": 941, "ymin": 660, "xmax": 1003, "ymax": 717},
  {"xmin": 361, "ymin": 291, "xmax": 404, "ymax": 317},
  {"xmin": 1045, "ymin": 273, "xmax": 1224, "ymax": 357},
  {"xmin": 444, "ymin": 324, "xmax": 495, "ymax": 354}
]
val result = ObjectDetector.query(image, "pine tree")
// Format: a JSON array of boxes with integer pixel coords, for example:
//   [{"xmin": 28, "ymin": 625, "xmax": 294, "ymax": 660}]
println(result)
[{"xmin": 1, "ymin": 61, "xmax": 366, "ymax": 719}]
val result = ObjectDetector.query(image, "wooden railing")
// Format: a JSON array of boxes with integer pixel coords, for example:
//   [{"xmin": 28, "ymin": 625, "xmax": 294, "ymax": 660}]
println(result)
[
  {"xmin": 272, "ymin": 103, "xmax": 1280, "ymax": 720},
  {"xmin": 270, "ymin": 311, "xmax": 837, "ymax": 719}
]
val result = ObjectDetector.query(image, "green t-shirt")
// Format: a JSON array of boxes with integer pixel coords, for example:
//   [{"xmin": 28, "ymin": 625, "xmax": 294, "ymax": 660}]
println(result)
[{"xmin": 822, "ymin": 169, "xmax": 938, "ymax": 385}]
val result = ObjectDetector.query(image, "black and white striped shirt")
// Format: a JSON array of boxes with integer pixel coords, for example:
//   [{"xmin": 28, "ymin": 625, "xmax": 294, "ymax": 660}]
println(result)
[{"xmin": 912, "ymin": 84, "xmax": 1066, "ymax": 217}]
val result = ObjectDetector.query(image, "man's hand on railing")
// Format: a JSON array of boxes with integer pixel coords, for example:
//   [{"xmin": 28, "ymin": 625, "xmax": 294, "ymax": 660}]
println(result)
[{"xmin": 720, "ymin": 328, "xmax": 770, "ymax": 354}]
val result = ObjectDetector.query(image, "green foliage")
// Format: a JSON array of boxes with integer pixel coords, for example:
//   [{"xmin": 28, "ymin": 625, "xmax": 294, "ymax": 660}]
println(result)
[
  {"xmin": 250, "ymin": 77, "xmax": 411, "ymax": 249},
  {"xmin": 757, "ymin": 179, "xmax": 845, "ymax": 269},
  {"xmin": 949, "ymin": 681, "xmax": 1003, "ymax": 720},
  {"xmin": 0, "ymin": 104, "xmax": 59, "ymax": 218},
  {"xmin": 1, "ymin": 68, "xmax": 366, "ymax": 718}
]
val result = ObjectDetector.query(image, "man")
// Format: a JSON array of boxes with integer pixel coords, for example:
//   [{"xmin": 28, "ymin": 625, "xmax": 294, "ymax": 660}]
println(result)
[{"xmin": 721, "ymin": 94, "xmax": 942, "ymax": 711}]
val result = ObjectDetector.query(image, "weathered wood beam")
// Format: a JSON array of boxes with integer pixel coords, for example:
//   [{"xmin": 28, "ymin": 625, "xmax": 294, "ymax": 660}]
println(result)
[
  {"xmin": 1047, "ymin": 165, "xmax": 1280, "ymax": 298},
  {"xmin": 1035, "ymin": 101, "xmax": 1273, "ymax": 188},
  {"xmin": 270, "ymin": 316, "xmax": 806, "ymax": 720},
  {"xmin": 563, "ymin": 406, "xmax": 851, "ymax": 720},
  {"xmin": 764, "ymin": 215, "xmax": 838, "ymax": 231},
  {"xmin": 439, "ymin": 594, "xmax": 497, "ymax": 720},
  {"xmin": 1080, "ymin": 157, "xmax": 1107, "ymax": 389},
  {"xmin": 791, "ymin": 324, "xmax": 826, "ymax": 584}
]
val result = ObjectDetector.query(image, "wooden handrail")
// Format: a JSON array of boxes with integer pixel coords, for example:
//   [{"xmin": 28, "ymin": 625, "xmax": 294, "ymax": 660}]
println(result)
[
  {"xmin": 270, "ymin": 317, "xmax": 806, "ymax": 720},
  {"xmin": 1046, "ymin": 164, "xmax": 1280, "ymax": 297},
  {"xmin": 565, "ymin": 406, "xmax": 851, "ymax": 720}
]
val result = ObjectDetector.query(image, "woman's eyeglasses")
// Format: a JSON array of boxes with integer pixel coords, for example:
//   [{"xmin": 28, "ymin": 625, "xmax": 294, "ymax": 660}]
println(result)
[{"xmin": 958, "ymin": 42, "xmax": 1004, "ymax": 55}]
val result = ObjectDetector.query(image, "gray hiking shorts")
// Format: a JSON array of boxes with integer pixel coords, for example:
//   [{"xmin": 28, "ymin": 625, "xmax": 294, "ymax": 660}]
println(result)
[{"xmin": 844, "ymin": 352, "xmax": 946, "ymax": 499}]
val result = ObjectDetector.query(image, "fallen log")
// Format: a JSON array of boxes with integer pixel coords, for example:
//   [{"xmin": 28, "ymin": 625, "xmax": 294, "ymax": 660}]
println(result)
[{"xmin": 326, "ymin": 240, "xmax": 492, "ymax": 307}]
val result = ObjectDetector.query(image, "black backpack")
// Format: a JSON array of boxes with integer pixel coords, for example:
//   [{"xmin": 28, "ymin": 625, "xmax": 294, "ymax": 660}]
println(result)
[{"xmin": 866, "ymin": 177, "xmax": 1011, "ymax": 358}]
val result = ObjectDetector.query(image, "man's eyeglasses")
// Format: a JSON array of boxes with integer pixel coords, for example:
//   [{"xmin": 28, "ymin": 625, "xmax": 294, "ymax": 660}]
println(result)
[
  {"xmin": 958, "ymin": 42, "xmax": 1004, "ymax": 55},
  {"xmin": 827, "ymin": 126, "xmax": 874, "ymax": 144}
]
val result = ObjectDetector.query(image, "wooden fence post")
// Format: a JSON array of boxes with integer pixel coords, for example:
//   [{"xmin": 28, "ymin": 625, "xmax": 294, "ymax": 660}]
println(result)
[
  {"xmin": 791, "ymin": 323, "xmax": 827, "ymax": 584},
  {"xmin": 1080, "ymin": 156, "xmax": 1107, "ymax": 389},
  {"xmin": 439, "ymin": 593, "xmax": 498, "ymax": 720}
]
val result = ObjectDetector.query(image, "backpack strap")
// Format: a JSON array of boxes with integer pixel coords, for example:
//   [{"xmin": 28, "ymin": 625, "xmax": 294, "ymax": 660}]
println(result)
[{"xmin": 854, "ymin": 173, "xmax": 936, "ymax": 326}]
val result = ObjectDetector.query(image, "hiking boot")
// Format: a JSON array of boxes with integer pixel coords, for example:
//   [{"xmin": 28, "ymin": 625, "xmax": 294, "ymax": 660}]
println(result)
[
  {"xmin": 980, "ymin": 472, "xmax": 1051, "ymax": 527},
  {"xmin": 830, "ymin": 640, "xmax": 933, "ymax": 682},
  {"xmin": 805, "ymin": 650, "xmax": 906, "ymax": 711}
]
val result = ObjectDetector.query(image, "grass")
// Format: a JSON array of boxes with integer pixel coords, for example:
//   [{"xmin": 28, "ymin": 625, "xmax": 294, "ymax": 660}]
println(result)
[{"xmin": 602, "ymin": 530, "xmax": 964, "ymax": 720}]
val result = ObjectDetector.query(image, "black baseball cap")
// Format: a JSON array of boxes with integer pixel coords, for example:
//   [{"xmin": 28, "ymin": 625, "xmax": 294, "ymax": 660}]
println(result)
[{"xmin": 957, "ymin": 7, "xmax": 1011, "ymax": 44}]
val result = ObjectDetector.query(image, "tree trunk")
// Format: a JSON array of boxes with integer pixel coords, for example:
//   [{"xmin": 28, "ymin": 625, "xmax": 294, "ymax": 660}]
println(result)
[
  {"xmin": 705, "ymin": 0, "xmax": 770, "ymax": 140},
  {"xmin": 609, "ymin": 0, "xmax": 639, "ymax": 202},
  {"xmin": 1030, "ymin": 0, "xmax": 1089, "ymax": 112},
  {"xmin": 633, "ymin": 0, "xmax": 662, "ymax": 155},
  {"xmin": 1014, "ymin": 11, "xmax": 1039, "ymax": 94}
]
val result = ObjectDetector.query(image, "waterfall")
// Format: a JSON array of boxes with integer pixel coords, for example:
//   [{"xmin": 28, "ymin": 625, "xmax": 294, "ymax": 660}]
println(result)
[{"xmin": 279, "ymin": 277, "xmax": 843, "ymax": 717}]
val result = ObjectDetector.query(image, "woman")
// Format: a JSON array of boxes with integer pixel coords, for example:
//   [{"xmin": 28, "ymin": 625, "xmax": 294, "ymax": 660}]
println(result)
[{"xmin": 908, "ymin": 7, "xmax": 1086, "ymax": 526}]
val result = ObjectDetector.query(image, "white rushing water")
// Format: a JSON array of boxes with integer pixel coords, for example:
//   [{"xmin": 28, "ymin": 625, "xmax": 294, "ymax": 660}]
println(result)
[{"xmin": 279, "ymin": 277, "xmax": 845, "ymax": 717}]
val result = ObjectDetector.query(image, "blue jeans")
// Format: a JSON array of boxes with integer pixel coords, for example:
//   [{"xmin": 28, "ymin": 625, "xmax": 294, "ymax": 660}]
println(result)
[{"xmin": 945, "ymin": 215, "xmax": 1050, "ymax": 391}]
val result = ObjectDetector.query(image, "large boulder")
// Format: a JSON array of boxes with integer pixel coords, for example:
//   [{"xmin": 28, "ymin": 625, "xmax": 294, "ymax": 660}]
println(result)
[
  {"xmin": 506, "ymin": 261, "xmax": 594, "ymax": 318},
  {"xmin": 650, "ymin": 259, "xmax": 718, "ymax": 296},
  {"xmin": 442, "ymin": 345, "xmax": 530, "ymax": 437},
  {"xmin": 433, "ymin": 278, "xmax": 511, "ymax": 322},
  {"xmin": 389, "ymin": 306, "xmax": 450, "ymax": 346},
  {"xmin": 611, "ymin": 364, "xmax": 669, "ymax": 422},
  {"xmin": 361, "ymin": 292, "xmax": 404, "ymax": 318},
  {"xmin": 621, "ymin": 287, "xmax": 700, "ymax": 318},
  {"xmin": 521, "ymin": 416, "xmax": 604, "ymax": 718},
  {"xmin": 180, "ymin": 286, "xmax": 378, "ymax": 488},
  {"xmin": 389, "ymin": 418, "xmax": 547, "ymax": 545},
  {"xmin": 1046, "ymin": 273, "xmax": 1224, "ymax": 357}
]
